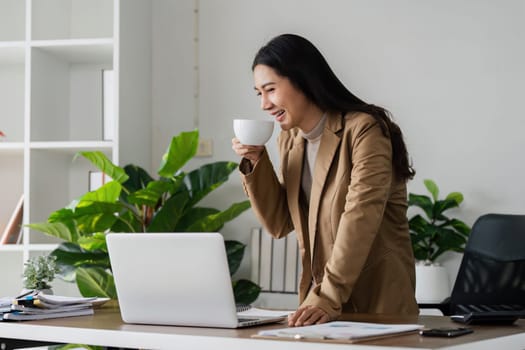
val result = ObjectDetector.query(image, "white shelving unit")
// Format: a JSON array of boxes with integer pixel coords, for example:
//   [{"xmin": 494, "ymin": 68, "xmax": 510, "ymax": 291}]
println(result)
[{"xmin": 0, "ymin": 0, "xmax": 152, "ymax": 296}]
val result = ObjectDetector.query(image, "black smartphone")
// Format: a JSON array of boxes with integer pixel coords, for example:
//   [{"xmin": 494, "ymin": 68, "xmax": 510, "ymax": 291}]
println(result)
[{"xmin": 419, "ymin": 327, "xmax": 473, "ymax": 337}]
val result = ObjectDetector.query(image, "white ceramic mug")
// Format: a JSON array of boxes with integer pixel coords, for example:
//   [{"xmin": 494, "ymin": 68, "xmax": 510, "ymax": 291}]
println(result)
[{"xmin": 233, "ymin": 119, "xmax": 274, "ymax": 145}]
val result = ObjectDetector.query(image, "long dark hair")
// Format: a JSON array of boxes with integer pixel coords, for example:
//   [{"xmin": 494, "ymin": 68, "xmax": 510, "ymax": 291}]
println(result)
[{"xmin": 253, "ymin": 34, "xmax": 415, "ymax": 181}]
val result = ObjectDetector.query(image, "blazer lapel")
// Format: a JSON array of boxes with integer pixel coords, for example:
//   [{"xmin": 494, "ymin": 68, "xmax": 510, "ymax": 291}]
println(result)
[
  {"xmin": 308, "ymin": 113, "xmax": 343, "ymax": 260},
  {"xmin": 286, "ymin": 133, "xmax": 305, "ymax": 234}
]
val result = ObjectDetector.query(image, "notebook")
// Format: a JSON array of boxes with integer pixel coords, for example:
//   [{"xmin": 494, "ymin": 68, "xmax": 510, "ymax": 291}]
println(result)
[{"xmin": 106, "ymin": 232, "xmax": 288, "ymax": 328}]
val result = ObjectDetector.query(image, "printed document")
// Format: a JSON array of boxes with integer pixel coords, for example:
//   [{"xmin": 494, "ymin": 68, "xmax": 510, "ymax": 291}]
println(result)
[{"xmin": 257, "ymin": 321, "xmax": 424, "ymax": 342}]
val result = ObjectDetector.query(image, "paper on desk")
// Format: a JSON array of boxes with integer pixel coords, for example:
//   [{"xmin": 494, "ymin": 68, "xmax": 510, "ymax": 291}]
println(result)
[
  {"xmin": 36, "ymin": 293, "xmax": 98, "ymax": 305},
  {"xmin": 0, "ymin": 297, "xmax": 11, "ymax": 307},
  {"xmin": 0, "ymin": 297, "xmax": 11, "ymax": 313},
  {"xmin": 36, "ymin": 293, "xmax": 110, "ymax": 307},
  {"xmin": 258, "ymin": 321, "xmax": 424, "ymax": 340},
  {"xmin": 238, "ymin": 307, "xmax": 294, "ymax": 318}
]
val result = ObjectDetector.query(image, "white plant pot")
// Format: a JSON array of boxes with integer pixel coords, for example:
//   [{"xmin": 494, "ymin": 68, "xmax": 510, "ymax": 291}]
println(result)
[{"xmin": 415, "ymin": 264, "xmax": 450, "ymax": 303}]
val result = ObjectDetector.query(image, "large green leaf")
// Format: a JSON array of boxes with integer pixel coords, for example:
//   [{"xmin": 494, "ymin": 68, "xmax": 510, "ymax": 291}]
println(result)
[
  {"xmin": 184, "ymin": 201, "xmax": 251, "ymax": 232},
  {"xmin": 146, "ymin": 191, "xmax": 190, "ymax": 232},
  {"xmin": 77, "ymin": 151, "xmax": 129, "ymax": 184},
  {"xmin": 53, "ymin": 183, "xmax": 124, "ymax": 234},
  {"xmin": 412, "ymin": 244, "xmax": 434, "ymax": 261},
  {"xmin": 51, "ymin": 243, "xmax": 110, "ymax": 268},
  {"xmin": 408, "ymin": 193, "xmax": 433, "ymax": 220},
  {"xmin": 74, "ymin": 213, "xmax": 118, "ymax": 234},
  {"xmin": 44, "ymin": 183, "xmax": 125, "ymax": 235},
  {"xmin": 127, "ymin": 180, "xmax": 174, "ymax": 207},
  {"xmin": 51, "ymin": 202, "xmax": 122, "ymax": 221},
  {"xmin": 122, "ymin": 164, "xmax": 155, "ymax": 193},
  {"xmin": 432, "ymin": 228, "xmax": 468, "ymax": 260},
  {"xmin": 408, "ymin": 214, "xmax": 430, "ymax": 236},
  {"xmin": 49, "ymin": 201, "xmax": 123, "ymax": 236},
  {"xmin": 412, "ymin": 246, "xmax": 426, "ymax": 261},
  {"xmin": 26, "ymin": 222, "xmax": 79, "ymax": 243},
  {"xmin": 225, "ymin": 240, "xmax": 245, "ymax": 276},
  {"xmin": 432, "ymin": 198, "xmax": 459, "ymax": 221},
  {"xmin": 78, "ymin": 233, "xmax": 108, "ymax": 252},
  {"xmin": 423, "ymin": 179, "xmax": 439, "ymax": 201},
  {"xmin": 54, "ymin": 264, "xmax": 77, "ymax": 282},
  {"xmin": 110, "ymin": 210, "xmax": 143, "ymax": 233},
  {"xmin": 233, "ymin": 279, "xmax": 261, "ymax": 305},
  {"xmin": 78, "ymin": 181, "xmax": 122, "ymax": 204},
  {"xmin": 158, "ymin": 130, "xmax": 199, "ymax": 178},
  {"xmin": 446, "ymin": 191, "xmax": 464, "ymax": 205},
  {"xmin": 76, "ymin": 267, "xmax": 116, "ymax": 298},
  {"xmin": 175, "ymin": 207, "xmax": 219, "ymax": 231},
  {"xmin": 449, "ymin": 218, "xmax": 471, "ymax": 236},
  {"xmin": 184, "ymin": 161, "xmax": 238, "ymax": 207},
  {"xmin": 409, "ymin": 214, "xmax": 437, "ymax": 261},
  {"xmin": 48, "ymin": 207, "xmax": 76, "ymax": 223},
  {"xmin": 50, "ymin": 243, "xmax": 111, "ymax": 281}
]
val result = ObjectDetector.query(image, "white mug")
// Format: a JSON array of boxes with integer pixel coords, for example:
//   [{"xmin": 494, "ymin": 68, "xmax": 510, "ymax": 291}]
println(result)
[{"xmin": 233, "ymin": 119, "xmax": 274, "ymax": 145}]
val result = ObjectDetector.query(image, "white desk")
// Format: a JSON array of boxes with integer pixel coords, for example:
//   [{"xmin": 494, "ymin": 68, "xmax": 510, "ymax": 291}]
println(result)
[{"xmin": 1, "ymin": 308, "xmax": 524, "ymax": 350}]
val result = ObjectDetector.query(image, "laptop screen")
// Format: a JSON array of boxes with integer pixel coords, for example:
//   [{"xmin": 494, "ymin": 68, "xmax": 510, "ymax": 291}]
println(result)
[{"xmin": 107, "ymin": 232, "xmax": 241, "ymax": 327}]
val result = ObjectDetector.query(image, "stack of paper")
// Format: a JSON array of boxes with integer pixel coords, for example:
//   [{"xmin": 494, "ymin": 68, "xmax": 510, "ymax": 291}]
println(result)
[
  {"xmin": 2, "ymin": 292, "xmax": 108, "ymax": 321},
  {"xmin": 237, "ymin": 305, "xmax": 294, "ymax": 318},
  {"xmin": 256, "ymin": 321, "xmax": 424, "ymax": 343}
]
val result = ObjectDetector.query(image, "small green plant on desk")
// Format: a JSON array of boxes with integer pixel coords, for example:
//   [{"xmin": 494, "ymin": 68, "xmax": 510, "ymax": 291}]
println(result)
[
  {"xmin": 28, "ymin": 130, "xmax": 260, "ymax": 304},
  {"xmin": 23, "ymin": 254, "xmax": 60, "ymax": 293},
  {"xmin": 408, "ymin": 179, "xmax": 471, "ymax": 265}
]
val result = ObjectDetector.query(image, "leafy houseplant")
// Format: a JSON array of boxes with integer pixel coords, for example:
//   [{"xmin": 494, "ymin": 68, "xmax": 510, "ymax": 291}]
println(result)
[
  {"xmin": 28, "ymin": 130, "xmax": 261, "ymax": 304},
  {"xmin": 23, "ymin": 254, "xmax": 60, "ymax": 292},
  {"xmin": 408, "ymin": 179, "xmax": 471, "ymax": 264}
]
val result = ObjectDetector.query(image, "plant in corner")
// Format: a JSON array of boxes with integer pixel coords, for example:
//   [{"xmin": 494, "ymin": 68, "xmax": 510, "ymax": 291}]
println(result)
[
  {"xmin": 408, "ymin": 179, "xmax": 471, "ymax": 302},
  {"xmin": 22, "ymin": 254, "xmax": 60, "ymax": 293},
  {"xmin": 28, "ymin": 130, "xmax": 261, "ymax": 305},
  {"xmin": 408, "ymin": 179, "xmax": 471, "ymax": 265}
]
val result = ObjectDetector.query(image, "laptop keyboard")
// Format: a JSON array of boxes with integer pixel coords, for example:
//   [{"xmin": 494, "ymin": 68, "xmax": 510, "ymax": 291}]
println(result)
[
  {"xmin": 451, "ymin": 304, "xmax": 525, "ymax": 324},
  {"xmin": 457, "ymin": 304, "xmax": 525, "ymax": 313}
]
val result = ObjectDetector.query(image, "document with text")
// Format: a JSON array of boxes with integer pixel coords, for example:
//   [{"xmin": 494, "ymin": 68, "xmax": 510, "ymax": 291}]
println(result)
[{"xmin": 256, "ymin": 321, "xmax": 424, "ymax": 343}]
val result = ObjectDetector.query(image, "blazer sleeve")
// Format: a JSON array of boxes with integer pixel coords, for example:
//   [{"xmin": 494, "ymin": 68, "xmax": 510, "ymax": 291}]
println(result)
[
  {"xmin": 239, "ymin": 148, "xmax": 294, "ymax": 238},
  {"xmin": 302, "ymin": 118, "xmax": 394, "ymax": 318}
]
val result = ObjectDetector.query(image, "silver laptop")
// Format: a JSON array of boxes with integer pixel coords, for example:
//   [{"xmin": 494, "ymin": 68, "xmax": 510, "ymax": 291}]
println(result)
[{"xmin": 106, "ymin": 232, "xmax": 286, "ymax": 328}]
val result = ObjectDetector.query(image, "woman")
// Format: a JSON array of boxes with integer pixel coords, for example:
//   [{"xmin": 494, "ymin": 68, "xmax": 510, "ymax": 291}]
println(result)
[{"xmin": 232, "ymin": 34, "xmax": 419, "ymax": 327}]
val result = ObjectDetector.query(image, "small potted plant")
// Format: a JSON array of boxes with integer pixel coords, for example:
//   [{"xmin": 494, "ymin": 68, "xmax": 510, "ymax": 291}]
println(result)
[
  {"xmin": 22, "ymin": 254, "xmax": 60, "ymax": 294},
  {"xmin": 408, "ymin": 179, "xmax": 471, "ymax": 302}
]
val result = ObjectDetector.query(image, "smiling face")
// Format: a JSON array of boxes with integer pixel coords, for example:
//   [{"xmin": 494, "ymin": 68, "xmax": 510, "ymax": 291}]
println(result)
[{"xmin": 253, "ymin": 64, "xmax": 323, "ymax": 132}]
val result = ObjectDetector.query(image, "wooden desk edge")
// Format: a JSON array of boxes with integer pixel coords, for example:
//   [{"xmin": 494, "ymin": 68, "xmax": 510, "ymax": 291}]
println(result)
[{"xmin": 0, "ymin": 308, "xmax": 523, "ymax": 350}]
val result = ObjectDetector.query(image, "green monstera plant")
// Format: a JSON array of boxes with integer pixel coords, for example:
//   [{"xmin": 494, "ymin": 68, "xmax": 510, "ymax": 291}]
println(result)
[
  {"xmin": 28, "ymin": 130, "xmax": 260, "ymax": 304},
  {"xmin": 408, "ymin": 179, "xmax": 471, "ymax": 264}
]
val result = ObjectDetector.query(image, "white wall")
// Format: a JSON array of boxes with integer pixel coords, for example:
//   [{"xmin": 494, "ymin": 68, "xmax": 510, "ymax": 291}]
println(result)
[{"xmin": 151, "ymin": 0, "xmax": 525, "ymax": 286}]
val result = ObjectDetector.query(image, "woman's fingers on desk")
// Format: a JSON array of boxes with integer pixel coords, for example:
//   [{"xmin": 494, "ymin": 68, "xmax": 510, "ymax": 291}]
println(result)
[{"xmin": 288, "ymin": 305, "xmax": 330, "ymax": 327}]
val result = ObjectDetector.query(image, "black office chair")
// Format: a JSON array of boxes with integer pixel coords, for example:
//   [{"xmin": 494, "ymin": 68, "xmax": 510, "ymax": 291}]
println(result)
[{"xmin": 420, "ymin": 213, "xmax": 525, "ymax": 320}]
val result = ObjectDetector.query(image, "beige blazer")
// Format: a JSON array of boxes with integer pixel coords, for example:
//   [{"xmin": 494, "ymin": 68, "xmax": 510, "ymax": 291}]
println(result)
[{"xmin": 240, "ymin": 111, "xmax": 418, "ymax": 318}]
